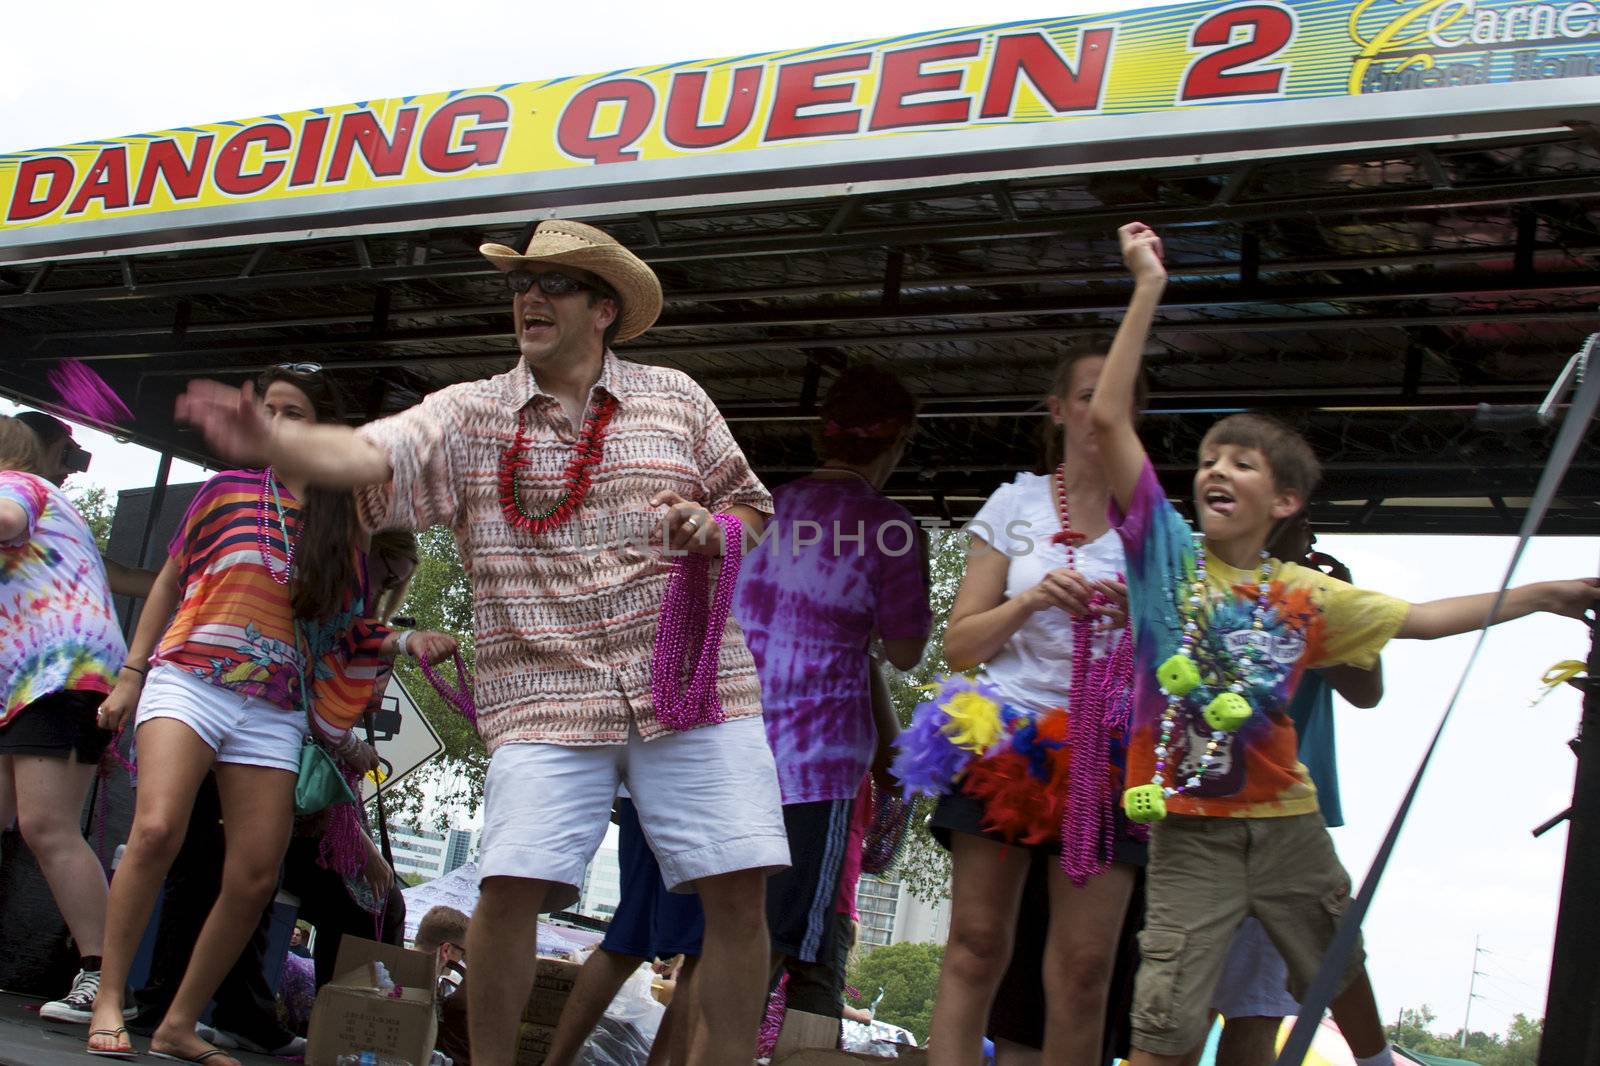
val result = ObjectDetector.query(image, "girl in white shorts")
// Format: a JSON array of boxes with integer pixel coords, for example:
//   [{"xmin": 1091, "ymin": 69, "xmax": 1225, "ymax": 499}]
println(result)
[{"xmin": 85, "ymin": 367, "xmax": 453, "ymax": 1064}]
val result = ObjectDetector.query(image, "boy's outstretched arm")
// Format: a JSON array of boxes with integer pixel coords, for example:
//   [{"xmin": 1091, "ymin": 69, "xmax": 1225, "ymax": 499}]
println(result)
[
  {"xmin": 1089, "ymin": 222, "xmax": 1167, "ymax": 513},
  {"xmin": 1396, "ymin": 579, "xmax": 1600, "ymax": 639}
]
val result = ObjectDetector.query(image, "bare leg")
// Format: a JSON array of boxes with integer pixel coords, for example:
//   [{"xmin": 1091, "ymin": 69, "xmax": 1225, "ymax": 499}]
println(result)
[
  {"xmin": 1330, "ymin": 968, "xmax": 1387, "ymax": 1058},
  {"xmin": 149, "ymin": 761, "xmax": 294, "ymax": 1065},
  {"xmin": 467, "ymin": 876, "xmax": 552, "ymax": 1066},
  {"xmin": 544, "ymin": 948, "xmax": 647, "ymax": 1066},
  {"xmin": 1178, "ymin": 1010, "xmax": 1221, "ymax": 1066},
  {"xmin": 1214, "ymin": 1015, "xmax": 1282, "ymax": 1066},
  {"xmin": 13, "ymin": 752, "xmax": 107, "ymax": 955},
  {"xmin": 687, "ymin": 868, "xmax": 770, "ymax": 1066},
  {"xmin": 1039, "ymin": 861, "xmax": 1137, "ymax": 1066},
  {"xmin": 927, "ymin": 835, "xmax": 1031, "ymax": 1066},
  {"xmin": 654, "ymin": 956, "xmax": 697, "ymax": 1066},
  {"xmin": 87, "ymin": 720, "xmax": 215, "ymax": 1053}
]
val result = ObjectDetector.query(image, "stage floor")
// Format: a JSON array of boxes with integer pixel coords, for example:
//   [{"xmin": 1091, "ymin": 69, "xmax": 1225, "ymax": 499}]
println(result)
[{"xmin": 0, "ymin": 994, "xmax": 283, "ymax": 1066}]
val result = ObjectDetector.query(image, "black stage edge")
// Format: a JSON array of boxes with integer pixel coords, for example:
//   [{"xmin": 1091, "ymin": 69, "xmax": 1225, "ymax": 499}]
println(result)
[
  {"xmin": 1537, "ymin": 615, "xmax": 1600, "ymax": 1066},
  {"xmin": 0, "ymin": 992, "xmax": 280, "ymax": 1066}
]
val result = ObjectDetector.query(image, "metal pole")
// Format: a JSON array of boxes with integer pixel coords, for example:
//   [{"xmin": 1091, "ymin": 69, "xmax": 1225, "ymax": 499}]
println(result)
[
  {"xmin": 1537, "ymin": 614, "xmax": 1600, "ymax": 1066},
  {"xmin": 1462, "ymin": 934, "xmax": 1479, "ymax": 1049}
]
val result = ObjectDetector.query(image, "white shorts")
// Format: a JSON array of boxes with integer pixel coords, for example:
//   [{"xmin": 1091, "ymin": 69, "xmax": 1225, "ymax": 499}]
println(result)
[
  {"xmin": 136, "ymin": 664, "xmax": 306, "ymax": 773},
  {"xmin": 477, "ymin": 716, "xmax": 789, "ymax": 912},
  {"xmin": 1212, "ymin": 916, "xmax": 1301, "ymax": 1019}
]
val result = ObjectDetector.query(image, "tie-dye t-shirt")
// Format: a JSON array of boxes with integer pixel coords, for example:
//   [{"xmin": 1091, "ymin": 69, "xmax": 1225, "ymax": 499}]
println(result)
[
  {"xmin": 734, "ymin": 475, "xmax": 932, "ymax": 804},
  {"xmin": 1113, "ymin": 459, "xmax": 1407, "ymax": 818},
  {"xmin": 0, "ymin": 471, "xmax": 127, "ymax": 724},
  {"xmin": 153, "ymin": 469, "xmax": 387, "ymax": 736}
]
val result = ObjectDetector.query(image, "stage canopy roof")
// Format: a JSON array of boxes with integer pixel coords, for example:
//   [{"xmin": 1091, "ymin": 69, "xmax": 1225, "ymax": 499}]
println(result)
[{"xmin": 3, "ymin": 0, "xmax": 1598, "ymax": 534}]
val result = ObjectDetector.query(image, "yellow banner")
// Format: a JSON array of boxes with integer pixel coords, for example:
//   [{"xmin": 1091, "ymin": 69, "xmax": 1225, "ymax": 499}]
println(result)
[{"xmin": 3, "ymin": 0, "xmax": 1597, "ymax": 231}]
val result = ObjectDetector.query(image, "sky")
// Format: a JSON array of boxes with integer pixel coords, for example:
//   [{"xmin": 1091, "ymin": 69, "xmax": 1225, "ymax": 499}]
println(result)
[{"xmin": 3, "ymin": 0, "xmax": 1593, "ymax": 1045}]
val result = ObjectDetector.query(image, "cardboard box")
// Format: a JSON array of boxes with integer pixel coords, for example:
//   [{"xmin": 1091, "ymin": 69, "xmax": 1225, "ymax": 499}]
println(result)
[
  {"xmin": 515, "ymin": 1021, "xmax": 557, "ymax": 1066},
  {"xmin": 774, "ymin": 1009, "xmax": 843, "ymax": 1061},
  {"xmin": 307, "ymin": 937, "xmax": 440, "ymax": 1066},
  {"xmin": 520, "ymin": 956, "xmax": 582, "ymax": 1027}
]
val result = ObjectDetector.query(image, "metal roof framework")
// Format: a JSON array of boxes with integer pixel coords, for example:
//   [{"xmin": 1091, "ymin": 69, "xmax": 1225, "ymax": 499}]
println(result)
[{"xmin": 1, "ymin": 126, "xmax": 1598, "ymax": 535}]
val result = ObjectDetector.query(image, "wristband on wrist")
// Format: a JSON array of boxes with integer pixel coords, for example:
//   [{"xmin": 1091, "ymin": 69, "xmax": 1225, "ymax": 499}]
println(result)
[
  {"xmin": 395, "ymin": 629, "xmax": 415, "ymax": 657},
  {"xmin": 120, "ymin": 663, "xmax": 148, "ymax": 678}
]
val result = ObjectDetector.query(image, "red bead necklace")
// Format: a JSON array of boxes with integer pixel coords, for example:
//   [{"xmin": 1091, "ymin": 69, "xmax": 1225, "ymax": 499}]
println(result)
[{"xmin": 498, "ymin": 394, "xmax": 619, "ymax": 534}]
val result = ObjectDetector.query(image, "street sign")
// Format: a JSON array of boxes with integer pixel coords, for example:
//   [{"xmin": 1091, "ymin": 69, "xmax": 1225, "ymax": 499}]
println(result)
[{"xmin": 360, "ymin": 673, "xmax": 445, "ymax": 802}]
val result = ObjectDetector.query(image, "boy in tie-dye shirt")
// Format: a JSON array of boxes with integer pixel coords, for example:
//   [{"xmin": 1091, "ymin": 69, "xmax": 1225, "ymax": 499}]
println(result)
[{"xmin": 1090, "ymin": 222, "xmax": 1600, "ymax": 1066}]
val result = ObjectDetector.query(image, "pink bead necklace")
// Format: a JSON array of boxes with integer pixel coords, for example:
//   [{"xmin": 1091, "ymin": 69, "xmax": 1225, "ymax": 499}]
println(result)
[
  {"xmin": 419, "ymin": 650, "xmax": 478, "ymax": 729},
  {"xmin": 1052, "ymin": 465, "xmax": 1138, "ymax": 886},
  {"xmin": 650, "ymin": 513, "xmax": 745, "ymax": 730},
  {"xmin": 256, "ymin": 467, "xmax": 299, "ymax": 586}
]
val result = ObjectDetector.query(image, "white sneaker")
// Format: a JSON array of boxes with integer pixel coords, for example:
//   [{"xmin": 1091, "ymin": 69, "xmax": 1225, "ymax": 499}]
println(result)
[
  {"xmin": 193, "ymin": 1024, "xmax": 239, "ymax": 1050},
  {"xmin": 206, "ymin": 1024, "xmax": 306, "ymax": 1057},
  {"xmin": 39, "ymin": 970, "xmax": 138, "ymax": 1023}
]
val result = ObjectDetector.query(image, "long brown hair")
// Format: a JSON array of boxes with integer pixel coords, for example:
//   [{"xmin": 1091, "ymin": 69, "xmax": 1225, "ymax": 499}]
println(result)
[
  {"xmin": 369, "ymin": 530, "xmax": 420, "ymax": 623},
  {"xmin": 256, "ymin": 366, "xmax": 360, "ymax": 621}
]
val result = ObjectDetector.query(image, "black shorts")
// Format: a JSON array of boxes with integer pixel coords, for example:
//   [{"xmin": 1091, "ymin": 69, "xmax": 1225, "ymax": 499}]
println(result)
[
  {"xmin": 0, "ymin": 689, "xmax": 112, "ymax": 763},
  {"xmin": 766, "ymin": 798, "xmax": 855, "ymax": 964},
  {"xmin": 929, "ymin": 791, "xmax": 1149, "ymax": 868}
]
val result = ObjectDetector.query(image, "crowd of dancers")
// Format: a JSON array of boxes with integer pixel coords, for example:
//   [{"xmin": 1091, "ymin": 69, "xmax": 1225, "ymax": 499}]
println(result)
[{"xmin": 0, "ymin": 219, "xmax": 1592, "ymax": 1066}]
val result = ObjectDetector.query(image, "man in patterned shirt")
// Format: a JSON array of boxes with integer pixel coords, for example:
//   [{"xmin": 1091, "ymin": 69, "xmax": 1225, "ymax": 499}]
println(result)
[{"xmin": 177, "ymin": 220, "xmax": 789, "ymax": 1066}]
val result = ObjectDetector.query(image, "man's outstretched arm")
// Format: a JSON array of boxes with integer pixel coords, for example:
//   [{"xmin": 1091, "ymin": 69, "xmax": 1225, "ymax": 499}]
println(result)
[{"xmin": 177, "ymin": 379, "xmax": 392, "ymax": 489}]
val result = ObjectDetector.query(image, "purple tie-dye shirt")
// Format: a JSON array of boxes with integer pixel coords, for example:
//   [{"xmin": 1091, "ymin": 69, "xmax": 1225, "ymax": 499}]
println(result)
[{"xmin": 734, "ymin": 475, "xmax": 932, "ymax": 804}]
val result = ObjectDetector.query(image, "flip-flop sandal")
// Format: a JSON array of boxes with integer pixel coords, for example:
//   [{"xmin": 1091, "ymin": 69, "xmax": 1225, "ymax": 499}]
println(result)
[
  {"xmin": 86, "ymin": 1027, "xmax": 138, "ymax": 1059},
  {"xmin": 148, "ymin": 1051, "xmax": 235, "ymax": 1065}
]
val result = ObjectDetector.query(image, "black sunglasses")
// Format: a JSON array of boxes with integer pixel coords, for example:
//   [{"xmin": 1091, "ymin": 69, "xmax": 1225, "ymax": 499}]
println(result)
[
  {"xmin": 274, "ymin": 362, "xmax": 323, "ymax": 375},
  {"xmin": 506, "ymin": 271, "xmax": 604, "ymax": 298}
]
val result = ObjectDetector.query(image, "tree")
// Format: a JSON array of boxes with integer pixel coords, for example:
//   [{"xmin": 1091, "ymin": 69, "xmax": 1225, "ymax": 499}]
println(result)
[
  {"xmin": 69, "ymin": 485, "xmax": 114, "ymax": 552},
  {"xmin": 846, "ymin": 940, "xmax": 943, "ymax": 1043},
  {"xmin": 1386, "ymin": 1005, "xmax": 1544, "ymax": 1066},
  {"xmin": 1498, "ymin": 1013, "xmax": 1541, "ymax": 1066},
  {"xmin": 381, "ymin": 527, "xmax": 487, "ymax": 829}
]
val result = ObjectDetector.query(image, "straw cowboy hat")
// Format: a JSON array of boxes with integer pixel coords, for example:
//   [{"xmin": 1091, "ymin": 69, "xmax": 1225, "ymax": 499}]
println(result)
[{"xmin": 479, "ymin": 220, "xmax": 662, "ymax": 343}]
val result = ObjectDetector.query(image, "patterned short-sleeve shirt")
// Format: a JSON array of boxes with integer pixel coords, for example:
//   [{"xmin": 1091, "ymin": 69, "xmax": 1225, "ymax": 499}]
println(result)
[{"xmin": 356, "ymin": 351, "xmax": 774, "ymax": 750}]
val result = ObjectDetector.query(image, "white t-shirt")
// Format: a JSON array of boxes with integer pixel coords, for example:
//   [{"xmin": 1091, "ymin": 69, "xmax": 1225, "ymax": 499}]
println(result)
[{"xmin": 963, "ymin": 472, "xmax": 1128, "ymax": 714}]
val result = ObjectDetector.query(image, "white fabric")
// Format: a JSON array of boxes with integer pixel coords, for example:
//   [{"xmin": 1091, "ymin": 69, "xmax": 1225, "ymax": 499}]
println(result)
[
  {"xmin": 1213, "ymin": 916, "xmax": 1301, "ymax": 1018},
  {"xmin": 964, "ymin": 472, "xmax": 1128, "ymax": 713},
  {"xmin": 1354, "ymin": 1049, "xmax": 1395, "ymax": 1066},
  {"xmin": 477, "ymin": 716, "xmax": 788, "ymax": 911},
  {"xmin": 136, "ymin": 663, "xmax": 306, "ymax": 772}
]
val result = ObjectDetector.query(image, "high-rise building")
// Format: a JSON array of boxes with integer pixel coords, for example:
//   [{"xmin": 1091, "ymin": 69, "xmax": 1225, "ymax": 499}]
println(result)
[
  {"xmin": 576, "ymin": 836, "xmax": 622, "ymax": 918},
  {"xmin": 856, "ymin": 873, "xmax": 950, "ymax": 950},
  {"xmin": 387, "ymin": 824, "xmax": 480, "ymax": 883},
  {"xmin": 442, "ymin": 828, "xmax": 479, "ymax": 874}
]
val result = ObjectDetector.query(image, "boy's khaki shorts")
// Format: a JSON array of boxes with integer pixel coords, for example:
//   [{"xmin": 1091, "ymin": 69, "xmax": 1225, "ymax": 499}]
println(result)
[{"xmin": 1130, "ymin": 812, "xmax": 1365, "ymax": 1057}]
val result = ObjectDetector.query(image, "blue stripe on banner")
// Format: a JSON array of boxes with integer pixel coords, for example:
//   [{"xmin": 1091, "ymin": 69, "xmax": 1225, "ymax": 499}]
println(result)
[{"xmin": 800, "ymin": 800, "xmax": 854, "ymax": 961}]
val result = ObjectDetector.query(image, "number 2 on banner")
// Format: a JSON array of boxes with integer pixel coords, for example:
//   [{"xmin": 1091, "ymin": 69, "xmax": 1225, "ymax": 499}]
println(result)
[{"xmin": 1180, "ymin": 2, "xmax": 1297, "ymax": 102}]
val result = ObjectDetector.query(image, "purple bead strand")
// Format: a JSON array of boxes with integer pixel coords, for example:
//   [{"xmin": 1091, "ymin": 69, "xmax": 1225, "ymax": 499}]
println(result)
[{"xmin": 651, "ymin": 514, "xmax": 745, "ymax": 730}]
